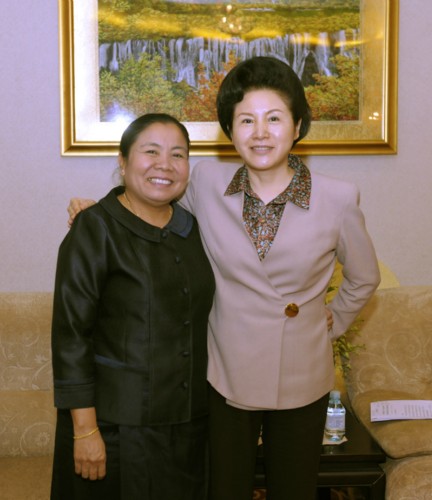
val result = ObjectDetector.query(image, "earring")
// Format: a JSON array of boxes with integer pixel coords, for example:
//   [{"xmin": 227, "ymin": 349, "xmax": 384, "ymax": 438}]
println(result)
[{"xmin": 120, "ymin": 169, "xmax": 125, "ymax": 175}]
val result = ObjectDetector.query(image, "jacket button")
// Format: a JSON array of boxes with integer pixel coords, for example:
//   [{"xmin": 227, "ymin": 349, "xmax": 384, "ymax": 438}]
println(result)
[
  {"xmin": 182, "ymin": 287, "xmax": 189, "ymax": 295},
  {"xmin": 175, "ymin": 256, "xmax": 182, "ymax": 263},
  {"xmin": 182, "ymin": 381, "xmax": 189, "ymax": 389},
  {"xmin": 285, "ymin": 303, "xmax": 299, "ymax": 317},
  {"xmin": 161, "ymin": 231, "xmax": 168, "ymax": 239},
  {"xmin": 182, "ymin": 351, "xmax": 190, "ymax": 357}
]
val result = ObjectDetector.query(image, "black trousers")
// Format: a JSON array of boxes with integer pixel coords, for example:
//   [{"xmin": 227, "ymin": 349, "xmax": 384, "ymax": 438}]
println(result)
[
  {"xmin": 51, "ymin": 409, "xmax": 208, "ymax": 500},
  {"xmin": 208, "ymin": 387, "xmax": 328, "ymax": 500}
]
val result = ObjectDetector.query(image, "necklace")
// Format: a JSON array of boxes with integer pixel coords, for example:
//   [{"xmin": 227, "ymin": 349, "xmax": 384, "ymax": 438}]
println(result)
[
  {"xmin": 123, "ymin": 191, "xmax": 137, "ymax": 217},
  {"xmin": 123, "ymin": 191, "xmax": 173, "ymax": 227}
]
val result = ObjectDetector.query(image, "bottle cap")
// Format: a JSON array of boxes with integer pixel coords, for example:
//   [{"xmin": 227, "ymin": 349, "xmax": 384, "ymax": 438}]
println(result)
[{"xmin": 330, "ymin": 390, "xmax": 341, "ymax": 400}]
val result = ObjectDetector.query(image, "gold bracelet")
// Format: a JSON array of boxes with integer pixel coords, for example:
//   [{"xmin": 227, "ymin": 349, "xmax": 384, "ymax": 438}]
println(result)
[{"xmin": 73, "ymin": 426, "xmax": 99, "ymax": 440}]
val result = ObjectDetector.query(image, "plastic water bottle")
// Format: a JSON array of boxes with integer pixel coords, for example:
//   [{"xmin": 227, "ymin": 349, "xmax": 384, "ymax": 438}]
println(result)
[{"xmin": 325, "ymin": 390, "xmax": 346, "ymax": 442}]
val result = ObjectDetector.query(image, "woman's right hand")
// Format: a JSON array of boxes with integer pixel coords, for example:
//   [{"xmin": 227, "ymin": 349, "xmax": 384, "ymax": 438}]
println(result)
[
  {"xmin": 67, "ymin": 198, "xmax": 96, "ymax": 227},
  {"xmin": 74, "ymin": 430, "xmax": 106, "ymax": 480},
  {"xmin": 71, "ymin": 407, "xmax": 106, "ymax": 480}
]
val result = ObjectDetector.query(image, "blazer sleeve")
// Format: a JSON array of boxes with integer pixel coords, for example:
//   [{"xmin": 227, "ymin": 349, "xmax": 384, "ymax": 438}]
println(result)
[
  {"xmin": 51, "ymin": 209, "xmax": 108, "ymax": 409},
  {"xmin": 328, "ymin": 184, "xmax": 380, "ymax": 340},
  {"xmin": 179, "ymin": 161, "xmax": 204, "ymax": 215}
]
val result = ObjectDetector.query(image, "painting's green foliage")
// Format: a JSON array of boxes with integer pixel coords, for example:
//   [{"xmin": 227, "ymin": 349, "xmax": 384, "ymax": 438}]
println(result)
[
  {"xmin": 99, "ymin": 54, "xmax": 185, "ymax": 120},
  {"xmin": 306, "ymin": 54, "xmax": 359, "ymax": 121}
]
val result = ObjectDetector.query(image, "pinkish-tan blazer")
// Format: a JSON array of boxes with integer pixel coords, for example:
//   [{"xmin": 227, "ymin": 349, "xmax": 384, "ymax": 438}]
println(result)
[{"xmin": 181, "ymin": 159, "xmax": 380, "ymax": 410}]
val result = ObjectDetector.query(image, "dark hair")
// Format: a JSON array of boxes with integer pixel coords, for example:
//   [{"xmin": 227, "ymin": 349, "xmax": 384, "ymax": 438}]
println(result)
[
  {"xmin": 119, "ymin": 113, "xmax": 190, "ymax": 158},
  {"xmin": 216, "ymin": 56, "xmax": 311, "ymax": 145}
]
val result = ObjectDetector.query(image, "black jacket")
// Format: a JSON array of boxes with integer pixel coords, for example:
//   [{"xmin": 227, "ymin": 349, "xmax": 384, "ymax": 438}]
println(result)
[{"xmin": 52, "ymin": 187, "xmax": 215, "ymax": 426}]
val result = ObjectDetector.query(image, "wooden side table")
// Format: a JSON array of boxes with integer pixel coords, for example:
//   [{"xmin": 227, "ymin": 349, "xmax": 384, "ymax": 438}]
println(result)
[{"xmin": 255, "ymin": 410, "xmax": 386, "ymax": 499}]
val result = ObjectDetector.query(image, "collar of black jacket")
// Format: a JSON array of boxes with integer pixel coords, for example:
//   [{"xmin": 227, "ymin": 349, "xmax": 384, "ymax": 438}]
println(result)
[{"xmin": 99, "ymin": 186, "xmax": 193, "ymax": 241}]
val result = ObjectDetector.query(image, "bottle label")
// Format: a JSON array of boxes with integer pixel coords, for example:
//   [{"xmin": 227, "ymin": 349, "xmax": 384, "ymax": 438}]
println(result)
[{"xmin": 326, "ymin": 415, "xmax": 345, "ymax": 430}]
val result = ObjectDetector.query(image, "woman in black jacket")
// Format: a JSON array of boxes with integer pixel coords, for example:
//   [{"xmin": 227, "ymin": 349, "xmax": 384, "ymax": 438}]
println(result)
[{"xmin": 51, "ymin": 113, "xmax": 215, "ymax": 500}]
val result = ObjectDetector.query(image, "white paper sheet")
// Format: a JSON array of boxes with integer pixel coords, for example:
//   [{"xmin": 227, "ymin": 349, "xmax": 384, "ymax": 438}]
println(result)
[{"xmin": 371, "ymin": 400, "xmax": 432, "ymax": 422}]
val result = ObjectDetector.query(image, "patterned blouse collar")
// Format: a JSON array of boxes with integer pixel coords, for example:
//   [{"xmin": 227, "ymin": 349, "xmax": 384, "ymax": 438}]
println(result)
[{"xmin": 224, "ymin": 154, "xmax": 311, "ymax": 209}]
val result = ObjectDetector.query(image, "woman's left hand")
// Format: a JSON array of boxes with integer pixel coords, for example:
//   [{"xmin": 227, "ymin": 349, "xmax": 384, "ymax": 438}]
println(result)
[{"xmin": 325, "ymin": 307, "xmax": 334, "ymax": 331}]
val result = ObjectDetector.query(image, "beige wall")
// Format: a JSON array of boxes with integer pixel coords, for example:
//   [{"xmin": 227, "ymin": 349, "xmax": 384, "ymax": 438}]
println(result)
[{"xmin": 1, "ymin": 1, "xmax": 431, "ymax": 292}]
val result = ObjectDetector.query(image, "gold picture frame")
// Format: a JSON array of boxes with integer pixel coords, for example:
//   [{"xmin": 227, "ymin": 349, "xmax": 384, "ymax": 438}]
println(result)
[{"xmin": 59, "ymin": 0, "xmax": 398, "ymax": 156}]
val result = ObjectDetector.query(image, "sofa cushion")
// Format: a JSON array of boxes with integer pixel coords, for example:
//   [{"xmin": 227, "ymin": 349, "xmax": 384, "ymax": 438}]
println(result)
[
  {"xmin": 346, "ymin": 286, "xmax": 432, "ymax": 402},
  {"xmin": 383, "ymin": 455, "xmax": 432, "ymax": 500},
  {"xmin": 0, "ymin": 390, "xmax": 55, "ymax": 457},
  {"xmin": 345, "ymin": 287, "xmax": 432, "ymax": 460},
  {"xmin": 0, "ymin": 455, "xmax": 52, "ymax": 500},
  {"xmin": 0, "ymin": 293, "xmax": 53, "ymax": 391},
  {"xmin": 352, "ymin": 389, "xmax": 432, "ymax": 459}
]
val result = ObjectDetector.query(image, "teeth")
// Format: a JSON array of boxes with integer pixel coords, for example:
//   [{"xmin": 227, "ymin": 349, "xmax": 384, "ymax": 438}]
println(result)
[{"xmin": 149, "ymin": 178, "xmax": 172, "ymax": 185}]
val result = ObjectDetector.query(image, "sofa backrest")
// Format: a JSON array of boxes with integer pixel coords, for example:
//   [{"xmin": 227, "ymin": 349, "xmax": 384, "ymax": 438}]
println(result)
[
  {"xmin": 0, "ymin": 293, "xmax": 55, "ymax": 457},
  {"xmin": 346, "ymin": 286, "xmax": 432, "ymax": 401}
]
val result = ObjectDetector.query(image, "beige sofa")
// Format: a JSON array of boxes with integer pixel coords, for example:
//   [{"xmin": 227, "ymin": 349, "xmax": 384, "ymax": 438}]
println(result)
[
  {"xmin": 0, "ymin": 293, "xmax": 55, "ymax": 500},
  {"xmin": 345, "ymin": 286, "xmax": 432, "ymax": 499},
  {"xmin": 3, "ymin": 283, "xmax": 431, "ymax": 499}
]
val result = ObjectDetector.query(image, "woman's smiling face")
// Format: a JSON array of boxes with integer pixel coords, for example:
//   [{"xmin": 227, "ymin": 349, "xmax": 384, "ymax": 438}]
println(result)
[
  {"xmin": 231, "ymin": 88, "xmax": 301, "ymax": 175},
  {"xmin": 120, "ymin": 122, "xmax": 190, "ymax": 209}
]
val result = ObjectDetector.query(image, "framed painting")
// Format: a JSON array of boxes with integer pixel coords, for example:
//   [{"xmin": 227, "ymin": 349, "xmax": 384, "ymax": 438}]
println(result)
[{"xmin": 59, "ymin": 0, "xmax": 398, "ymax": 156}]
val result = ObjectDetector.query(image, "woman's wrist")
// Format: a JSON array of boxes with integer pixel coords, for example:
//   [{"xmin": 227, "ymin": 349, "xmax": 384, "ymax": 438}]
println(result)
[{"xmin": 70, "ymin": 407, "xmax": 98, "ymax": 436}]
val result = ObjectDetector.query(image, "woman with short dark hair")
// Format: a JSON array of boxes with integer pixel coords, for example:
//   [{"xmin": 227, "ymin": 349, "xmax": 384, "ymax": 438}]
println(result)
[
  {"xmin": 182, "ymin": 56, "xmax": 379, "ymax": 499},
  {"xmin": 216, "ymin": 55, "xmax": 312, "ymax": 144}
]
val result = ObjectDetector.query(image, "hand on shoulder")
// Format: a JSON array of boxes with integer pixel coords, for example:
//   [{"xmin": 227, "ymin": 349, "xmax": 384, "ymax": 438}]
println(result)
[{"xmin": 67, "ymin": 198, "xmax": 96, "ymax": 227}]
